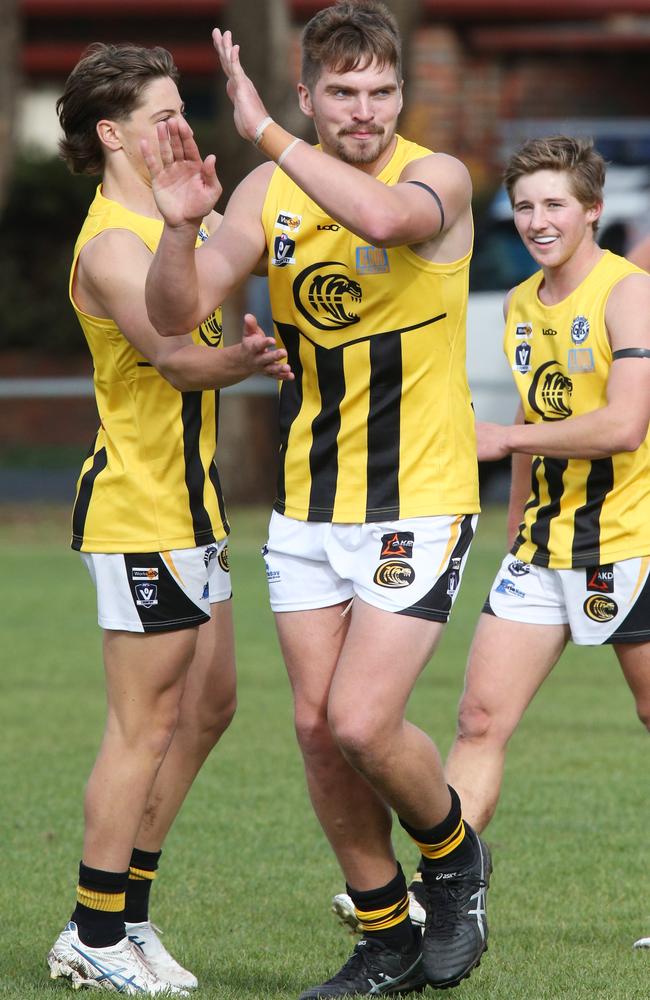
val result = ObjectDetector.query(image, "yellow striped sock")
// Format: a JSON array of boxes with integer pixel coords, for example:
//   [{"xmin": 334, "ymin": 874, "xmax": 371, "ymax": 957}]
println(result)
[
  {"xmin": 76, "ymin": 885, "xmax": 126, "ymax": 912},
  {"xmin": 412, "ymin": 818, "xmax": 466, "ymax": 861}
]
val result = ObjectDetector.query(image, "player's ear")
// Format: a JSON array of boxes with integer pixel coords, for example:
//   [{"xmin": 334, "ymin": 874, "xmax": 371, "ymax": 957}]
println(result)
[
  {"xmin": 297, "ymin": 82, "xmax": 314, "ymax": 119},
  {"xmin": 97, "ymin": 119, "xmax": 122, "ymax": 153},
  {"xmin": 587, "ymin": 200, "xmax": 603, "ymax": 228}
]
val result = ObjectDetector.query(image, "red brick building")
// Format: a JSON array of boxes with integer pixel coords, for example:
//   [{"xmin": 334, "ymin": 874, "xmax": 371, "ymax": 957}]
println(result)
[{"xmin": 21, "ymin": 0, "xmax": 650, "ymax": 191}]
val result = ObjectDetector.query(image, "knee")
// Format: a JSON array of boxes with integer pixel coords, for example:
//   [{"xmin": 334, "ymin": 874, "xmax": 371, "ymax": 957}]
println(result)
[
  {"xmin": 634, "ymin": 697, "xmax": 650, "ymax": 732},
  {"xmin": 294, "ymin": 704, "xmax": 335, "ymax": 762},
  {"xmin": 179, "ymin": 688, "xmax": 237, "ymax": 752},
  {"xmin": 456, "ymin": 696, "xmax": 504, "ymax": 746},
  {"xmin": 327, "ymin": 705, "xmax": 385, "ymax": 772}
]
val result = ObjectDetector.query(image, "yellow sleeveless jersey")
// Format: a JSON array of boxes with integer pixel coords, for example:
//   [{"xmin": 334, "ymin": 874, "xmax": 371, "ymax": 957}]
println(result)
[
  {"xmin": 262, "ymin": 135, "xmax": 479, "ymax": 523},
  {"xmin": 70, "ymin": 186, "xmax": 229, "ymax": 552},
  {"xmin": 506, "ymin": 250, "xmax": 650, "ymax": 568}
]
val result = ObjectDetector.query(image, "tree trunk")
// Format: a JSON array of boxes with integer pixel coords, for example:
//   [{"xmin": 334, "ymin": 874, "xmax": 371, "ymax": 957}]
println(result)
[{"xmin": 0, "ymin": 0, "xmax": 19, "ymax": 216}]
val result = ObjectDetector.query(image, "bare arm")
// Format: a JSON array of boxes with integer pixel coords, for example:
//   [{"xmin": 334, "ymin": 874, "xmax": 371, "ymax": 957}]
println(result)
[
  {"xmin": 212, "ymin": 29, "xmax": 471, "ymax": 249},
  {"xmin": 141, "ymin": 121, "xmax": 269, "ymax": 337},
  {"xmin": 76, "ymin": 229, "xmax": 292, "ymax": 390},
  {"xmin": 476, "ymin": 273, "xmax": 650, "ymax": 460}
]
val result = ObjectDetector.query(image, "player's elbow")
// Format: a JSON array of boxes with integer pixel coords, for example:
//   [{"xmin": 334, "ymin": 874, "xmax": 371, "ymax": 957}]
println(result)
[
  {"xmin": 361, "ymin": 205, "xmax": 411, "ymax": 247},
  {"xmin": 155, "ymin": 356, "xmax": 194, "ymax": 392},
  {"xmin": 614, "ymin": 420, "xmax": 649, "ymax": 453}
]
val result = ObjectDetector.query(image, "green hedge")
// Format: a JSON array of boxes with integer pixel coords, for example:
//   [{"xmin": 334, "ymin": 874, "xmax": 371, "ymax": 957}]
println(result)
[{"xmin": 0, "ymin": 154, "xmax": 96, "ymax": 353}]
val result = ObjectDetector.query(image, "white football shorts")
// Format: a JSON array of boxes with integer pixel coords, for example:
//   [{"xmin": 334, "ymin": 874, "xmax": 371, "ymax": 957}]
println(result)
[
  {"xmin": 81, "ymin": 540, "xmax": 231, "ymax": 633},
  {"xmin": 262, "ymin": 511, "xmax": 477, "ymax": 621},
  {"xmin": 485, "ymin": 553, "xmax": 650, "ymax": 644}
]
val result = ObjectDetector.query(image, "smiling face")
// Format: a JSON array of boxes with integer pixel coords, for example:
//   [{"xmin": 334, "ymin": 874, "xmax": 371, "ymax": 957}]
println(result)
[
  {"xmin": 298, "ymin": 57, "xmax": 402, "ymax": 170},
  {"xmin": 512, "ymin": 169, "xmax": 602, "ymax": 270}
]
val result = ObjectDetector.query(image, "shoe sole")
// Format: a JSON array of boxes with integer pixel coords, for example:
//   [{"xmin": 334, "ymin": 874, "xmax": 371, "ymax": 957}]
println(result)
[
  {"xmin": 425, "ymin": 839, "xmax": 493, "ymax": 990},
  {"xmin": 48, "ymin": 952, "xmax": 96, "ymax": 991},
  {"xmin": 331, "ymin": 897, "xmax": 362, "ymax": 934}
]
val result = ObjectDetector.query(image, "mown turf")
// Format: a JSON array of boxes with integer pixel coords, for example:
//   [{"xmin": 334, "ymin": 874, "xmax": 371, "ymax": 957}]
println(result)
[{"xmin": 0, "ymin": 504, "xmax": 648, "ymax": 999}]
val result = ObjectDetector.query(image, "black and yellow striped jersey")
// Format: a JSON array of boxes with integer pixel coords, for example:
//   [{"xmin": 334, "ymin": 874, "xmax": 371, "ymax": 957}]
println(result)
[
  {"xmin": 506, "ymin": 250, "xmax": 650, "ymax": 568},
  {"xmin": 69, "ymin": 186, "xmax": 228, "ymax": 552},
  {"xmin": 262, "ymin": 135, "xmax": 480, "ymax": 523}
]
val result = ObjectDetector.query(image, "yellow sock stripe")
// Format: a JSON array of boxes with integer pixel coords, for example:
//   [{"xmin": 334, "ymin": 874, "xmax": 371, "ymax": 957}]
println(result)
[
  {"xmin": 414, "ymin": 819, "xmax": 466, "ymax": 860},
  {"xmin": 355, "ymin": 893, "xmax": 409, "ymax": 932},
  {"xmin": 128, "ymin": 866, "xmax": 157, "ymax": 881},
  {"xmin": 76, "ymin": 886, "xmax": 126, "ymax": 912}
]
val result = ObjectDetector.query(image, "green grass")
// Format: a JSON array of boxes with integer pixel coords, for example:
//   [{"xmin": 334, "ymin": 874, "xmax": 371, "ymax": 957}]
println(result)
[{"xmin": 0, "ymin": 504, "xmax": 648, "ymax": 999}]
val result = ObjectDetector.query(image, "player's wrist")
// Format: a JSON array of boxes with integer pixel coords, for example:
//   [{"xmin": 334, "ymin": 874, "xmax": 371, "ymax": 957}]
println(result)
[{"xmin": 255, "ymin": 120, "xmax": 303, "ymax": 166}]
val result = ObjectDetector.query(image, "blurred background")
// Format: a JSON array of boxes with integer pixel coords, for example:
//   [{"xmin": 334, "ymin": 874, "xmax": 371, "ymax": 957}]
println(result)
[{"xmin": 2, "ymin": 0, "xmax": 650, "ymax": 510}]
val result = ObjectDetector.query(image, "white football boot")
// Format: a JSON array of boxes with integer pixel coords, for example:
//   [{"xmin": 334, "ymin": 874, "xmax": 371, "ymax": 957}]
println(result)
[
  {"xmin": 47, "ymin": 921, "xmax": 189, "ymax": 995},
  {"xmin": 332, "ymin": 884, "xmax": 426, "ymax": 934},
  {"xmin": 126, "ymin": 921, "xmax": 198, "ymax": 989}
]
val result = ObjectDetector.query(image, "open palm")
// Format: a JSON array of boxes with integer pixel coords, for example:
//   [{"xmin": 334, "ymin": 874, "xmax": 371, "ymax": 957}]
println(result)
[{"xmin": 141, "ymin": 117, "xmax": 222, "ymax": 227}]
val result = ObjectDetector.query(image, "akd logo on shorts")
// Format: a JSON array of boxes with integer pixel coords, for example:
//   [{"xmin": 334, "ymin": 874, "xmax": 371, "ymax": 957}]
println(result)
[
  {"xmin": 583, "ymin": 594, "xmax": 618, "ymax": 621},
  {"xmin": 586, "ymin": 565, "xmax": 614, "ymax": 594},
  {"xmin": 373, "ymin": 560, "xmax": 415, "ymax": 588},
  {"xmin": 380, "ymin": 532, "xmax": 414, "ymax": 559}
]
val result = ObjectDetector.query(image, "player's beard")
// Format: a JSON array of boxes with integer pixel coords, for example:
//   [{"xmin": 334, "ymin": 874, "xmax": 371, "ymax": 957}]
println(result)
[{"xmin": 332, "ymin": 123, "xmax": 395, "ymax": 166}]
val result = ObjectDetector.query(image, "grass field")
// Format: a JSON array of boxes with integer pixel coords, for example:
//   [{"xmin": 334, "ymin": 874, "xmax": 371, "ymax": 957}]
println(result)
[{"xmin": 0, "ymin": 503, "xmax": 648, "ymax": 999}]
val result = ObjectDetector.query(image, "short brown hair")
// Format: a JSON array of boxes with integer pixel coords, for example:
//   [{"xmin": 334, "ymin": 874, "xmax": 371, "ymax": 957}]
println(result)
[
  {"xmin": 504, "ymin": 135, "xmax": 606, "ymax": 218},
  {"xmin": 56, "ymin": 42, "xmax": 179, "ymax": 175},
  {"xmin": 301, "ymin": 0, "xmax": 401, "ymax": 91}
]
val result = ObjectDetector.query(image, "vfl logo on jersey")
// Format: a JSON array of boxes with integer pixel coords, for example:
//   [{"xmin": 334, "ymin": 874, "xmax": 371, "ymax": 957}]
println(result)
[
  {"xmin": 275, "ymin": 211, "xmax": 302, "ymax": 233},
  {"xmin": 373, "ymin": 560, "xmax": 415, "ymax": 588},
  {"xmin": 356, "ymin": 246, "xmax": 390, "ymax": 275},
  {"xmin": 495, "ymin": 578, "xmax": 525, "ymax": 598},
  {"xmin": 446, "ymin": 557, "xmax": 462, "ymax": 597},
  {"xmin": 586, "ymin": 564, "xmax": 614, "ymax": 593},
  {"xmin": 568, "ymin": 348, "xmax": 595, "ymax": 373},
  {"xmin": 218, "ymin": 545, "xmax": 230, "ymax": 573},
  {"xmin": 293, "ymin": 261, "xmax": 362, "ymax": 331},
  {"xmin": 272, "ymin": 233, "xmax": 296, "ymax": 267},
  {"xmin": 583, "ymin": 594, "xmax": 618, "ymax": 621},
  {"xmin": 135, "ymin": 583, "xmax": 158, "ymax": 608},
  {"xmin": 198, "ymin": 310, "xmax": 223, "ymax": 347},
  {"xmin": 515, "ymin": 322, "xmax": 533, "ymax": 338},
  {"xmin": 512, "ymin": 341, "xmax": 532, "ymax": 374},
  {"xmin": 380, "ymin": 532, "xmax": 414, "ymax": 559},
  {"xmin": 571, "ymin": 315, "xmax": 590, "ymax": 344},
  {"xmin": 507, "ymin": 560, "xmax": 530, "ymax": 577},
  {"xmin": 132, "ymin": 567, "xmax": 159, "ymax": 580},
  {"xmin": 528, "ymin": 361, "xmax": 573, "ymax": 421}
]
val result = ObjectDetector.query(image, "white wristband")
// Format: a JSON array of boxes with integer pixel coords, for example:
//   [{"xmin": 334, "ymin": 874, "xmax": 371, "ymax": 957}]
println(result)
[
  {"xmin": 277, "ymin": 137, "xmax": 303, "ymax": 168},
  {"xmin": 254, "ymin": 116, "xmax": 274, "ymax": 146}
]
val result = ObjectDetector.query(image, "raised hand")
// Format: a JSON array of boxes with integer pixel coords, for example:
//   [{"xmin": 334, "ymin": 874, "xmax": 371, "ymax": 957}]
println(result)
[
  {"xmin": 240, "ymin": 314, "xmax": 294, "ymax": 382},
  {"xmin": 212, "ymin": 29, "xmax": 270, "ymax": 143},
  {"xmin": 140, "ymin": 117, "xmax": 222, "ymax": 228}
]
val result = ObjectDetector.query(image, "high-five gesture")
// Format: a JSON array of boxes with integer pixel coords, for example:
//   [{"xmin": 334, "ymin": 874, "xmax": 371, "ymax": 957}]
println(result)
[
  {"xmin": 141, "ymin": 118, "xmax": 222, "ymax": 228},
  {"xmin": 212, "ymin": 29, "xmax": 271, "ymax": 143}
]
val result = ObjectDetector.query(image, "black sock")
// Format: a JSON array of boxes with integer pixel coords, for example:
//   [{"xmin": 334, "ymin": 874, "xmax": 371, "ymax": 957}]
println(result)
[
  {"xmin": 71, "ymin": 862, "xmax": 128, "ymax": 948},
  {"xmin": 399, "ymin": 786, "xmax": 474, "ymax": 869},
  {"xmin": 347, "ymin": 863, "xmax": 417, "ymax": 951},
  {"xmin": 124, "ymin": 848, "xmax": 161, "ymax": 923}
]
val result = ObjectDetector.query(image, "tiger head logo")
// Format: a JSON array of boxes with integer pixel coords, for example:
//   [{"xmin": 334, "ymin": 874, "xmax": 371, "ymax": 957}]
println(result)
[
  {"xmin": 294, "ymin": 262, "xmax": 362, "ymax": 332},
  {"xmin": 528, "ymin": 361, "xmax": 573, "ymax": 421}
]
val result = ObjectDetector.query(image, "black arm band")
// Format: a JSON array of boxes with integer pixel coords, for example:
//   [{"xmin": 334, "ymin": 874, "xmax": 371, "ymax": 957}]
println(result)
[
  {"xmin": 612, "ymin": 348, "xmax": 650, "ymax": 360},
  {"xmin": 405, "ymin": 180, "xmax": 445, "ymax": 235}
]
